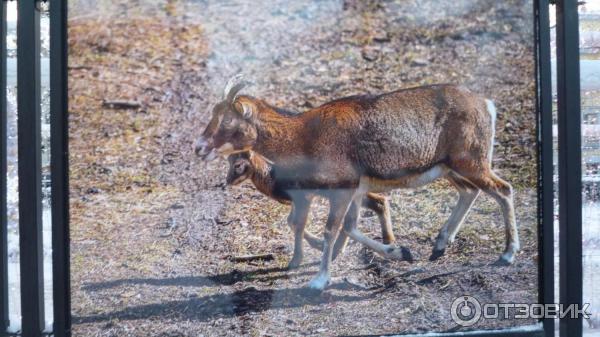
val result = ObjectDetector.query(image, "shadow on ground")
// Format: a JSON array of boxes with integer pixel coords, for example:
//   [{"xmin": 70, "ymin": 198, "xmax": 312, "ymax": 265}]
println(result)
[
  {"xmin": 81, "ymin": 262, "xmax": 321, "ymax": 291},
  {"xmin": 75, "ymin": 263, "xmax": 376, "ymax": 324}
]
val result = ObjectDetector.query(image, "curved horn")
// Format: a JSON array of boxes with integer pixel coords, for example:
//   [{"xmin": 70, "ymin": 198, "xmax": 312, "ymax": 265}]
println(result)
[{"xmin": 222, "ymin": 74, "xmax": 247, "ymax": 102}]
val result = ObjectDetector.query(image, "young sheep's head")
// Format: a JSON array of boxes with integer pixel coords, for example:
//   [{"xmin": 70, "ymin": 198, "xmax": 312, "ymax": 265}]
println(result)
[
  {"xmin": 226, "ymin": 151, "xmax": 253, "ymax": 185},
  {"xmin": 195, "ymin": 74, "xmax": 258, "ymax": 161}
]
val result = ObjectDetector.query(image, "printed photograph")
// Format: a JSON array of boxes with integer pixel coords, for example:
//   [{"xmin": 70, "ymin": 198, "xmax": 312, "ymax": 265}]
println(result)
[{"xmin": 67, "ymin": 0, "xmax": 539, "ymax": 335}]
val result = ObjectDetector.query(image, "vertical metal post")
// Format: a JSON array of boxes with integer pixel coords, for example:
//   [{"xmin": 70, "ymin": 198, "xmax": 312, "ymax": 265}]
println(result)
[
  {"xmin": 17, "ymin": 0, "xmax": 45, "ymax": 335},
  {"xmin": 535, "ymin": 0, "xmax": 555, "ymax": 336},
  {"xmin": 555, "ymin": 0, "xmax": 583, "ymax": 336},
  {"xmin": 50, "ymin": 0, "xmax": 70, "ymax": 336},
  {"xmin": 0, "ymin": 0, "xmax": 9, "ymax": 335}
]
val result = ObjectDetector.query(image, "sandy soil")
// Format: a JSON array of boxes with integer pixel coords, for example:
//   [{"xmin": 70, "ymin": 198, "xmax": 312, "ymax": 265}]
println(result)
[{"xmin": 68, "ymin": 0, "xmax": 539, "ymax": 335}]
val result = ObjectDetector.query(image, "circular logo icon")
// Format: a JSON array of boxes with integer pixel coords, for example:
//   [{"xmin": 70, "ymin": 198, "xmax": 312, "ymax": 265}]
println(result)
[{"xmin": 451, "ymin": 296, "xmax": 482, "ymax": 327}]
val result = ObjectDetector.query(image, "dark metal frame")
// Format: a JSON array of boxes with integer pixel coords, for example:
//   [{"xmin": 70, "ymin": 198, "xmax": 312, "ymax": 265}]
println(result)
[
  {"xmin": 0, "ymin": 0, "xmax": 584, "ymax": 336},
  {"xmin": 50, "ymin": 0, "xmax": 71, "ymax": 335},
  {"xmin": 0, "ymin": 0, "xmax": 70, "ymax": 336},
  {"xmin": 535, "ymin": 0, "xmax": 555, "ymax": 337},
  {"xmin": 555, "ymin": 0, "xmax": 583, "ymax": 336},
  {"xmin": 17, "ymin": 0, "xmax": 45, "ymax": 335},
  {"xmin": 50, "ymin": 0, "xmax": 71, "ymax": 337},
  {"xmin": 40, "ymin": 0, "xmax": 71, "ymax": 335},
  {"xmin": 0, "ymin": 0, "xmax": 9, "ymax": 335}
]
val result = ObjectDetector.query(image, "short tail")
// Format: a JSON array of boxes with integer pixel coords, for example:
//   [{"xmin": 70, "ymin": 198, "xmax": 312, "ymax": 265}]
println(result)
[{"xmin": 485, "ymin": 99, "xmax": 497, "ymax": 164}]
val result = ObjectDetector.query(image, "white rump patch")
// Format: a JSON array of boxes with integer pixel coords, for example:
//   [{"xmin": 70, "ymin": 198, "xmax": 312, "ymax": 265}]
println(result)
[{"xmin": 485, "ymin": 99, "xmax": 497, "ymax": 164}]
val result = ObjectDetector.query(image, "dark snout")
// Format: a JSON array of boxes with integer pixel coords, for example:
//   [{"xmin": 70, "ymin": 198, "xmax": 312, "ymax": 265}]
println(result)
[
  {"xmin": 225, "ymin": 171, "xmax": 236, "ymax": 185},
  {"xmin": 194, "ymin": 136, "xmax": 217, "ymax": 161}
]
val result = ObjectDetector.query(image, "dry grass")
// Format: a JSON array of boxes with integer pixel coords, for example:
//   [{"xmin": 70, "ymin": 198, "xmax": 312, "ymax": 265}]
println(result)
[{"xmin": 69, "ymin": 1, "xmax": 539, "ymax": 336}]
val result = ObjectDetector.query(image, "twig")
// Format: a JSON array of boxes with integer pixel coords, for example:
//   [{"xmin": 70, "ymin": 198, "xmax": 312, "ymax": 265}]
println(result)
[
  {"xmin": 102, "ymin": 100, "xmax": 142, "ymax": 109},
  {"xmin": 229, "ymin": 253, "xmax": 275, "ymax": 263},
  {"xmin": 416, "ymin": 268, "xmax": 469, "ymax": 285},
  {"xmin": 439, "ymin": 280, "xmax": 452, "ymax": 290},
  {"xmin": 69, "ymin": 65, "xmax": 93, "ymax": 70}
]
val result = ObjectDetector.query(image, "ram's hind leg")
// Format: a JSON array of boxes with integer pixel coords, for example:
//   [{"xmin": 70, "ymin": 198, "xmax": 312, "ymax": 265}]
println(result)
[
  {"xmin": 430, "ymin": 173, "xmax": 480, "ymax": 261},
  {"xmin": 446, "ymin": 175, "xmax": 481, "ymax": 244},
  {"xmin": 363, "ymin": 193, "xmax": 395, "ymax": 244},
  {"xmin": 454, "ymin": 168, "xmax": 519, "ymax": 265}
]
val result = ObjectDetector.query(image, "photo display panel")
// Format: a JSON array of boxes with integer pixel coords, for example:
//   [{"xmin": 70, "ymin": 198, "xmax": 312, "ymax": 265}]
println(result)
[{"xmin": 68, "ymin": 0, "xmax": 540, "ymax": 335}]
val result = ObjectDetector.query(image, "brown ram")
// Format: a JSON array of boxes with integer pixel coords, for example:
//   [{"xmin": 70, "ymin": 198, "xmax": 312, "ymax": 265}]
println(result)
[{"xmin": 196, "ymin": 77, "xmax": 518, "ymax": 291}]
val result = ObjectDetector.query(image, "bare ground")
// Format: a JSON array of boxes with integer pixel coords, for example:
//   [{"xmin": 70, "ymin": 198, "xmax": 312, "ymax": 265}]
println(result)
[{"xmin": 69, "ymin": 0, "xmax": 539, "ymax": 336}]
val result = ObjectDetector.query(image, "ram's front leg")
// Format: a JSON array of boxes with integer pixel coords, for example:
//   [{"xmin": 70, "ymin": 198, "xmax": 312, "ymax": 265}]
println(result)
[
  {"xmin": 330, "ymin": 199, "xmax": 360, "ymax": 261},
  {"xmin": 286, "ymin": 196, "xmax": 312, "ymax": 270},
  {"xmin": 307, "ymin": 191, "xmax": 355, "ymax": 291}
]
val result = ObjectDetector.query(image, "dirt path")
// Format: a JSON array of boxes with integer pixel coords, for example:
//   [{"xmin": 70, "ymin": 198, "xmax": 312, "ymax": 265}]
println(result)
[{"xmin": 69, "ymin": 1, "xmax": 539, "ymax": 336}]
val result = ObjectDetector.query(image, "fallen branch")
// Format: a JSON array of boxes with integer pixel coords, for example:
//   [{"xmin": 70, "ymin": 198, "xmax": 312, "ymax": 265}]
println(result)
[
  {"xmin": 229, "ymin": 253, "xmax": 274, "ymax": 263},
  {"xmin": 69, "ymin": 65, "xmax": 93, "ymax": 70},
  {"xmin": 102, "ymin": 100, "xmax": 142, "ymax": 109},
  {"xmin": 416, "ymin": 269, "xmax": 467, "ymax": 285}
]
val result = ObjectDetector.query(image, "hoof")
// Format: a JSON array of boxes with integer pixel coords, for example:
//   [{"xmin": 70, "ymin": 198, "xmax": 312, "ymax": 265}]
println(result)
[
  {"xmin": 387, "ymin": 246, "xmax": 415, "ymax": 262},
  {"xmin": 307, "ymin": 275, "xmax": 330, "ymax": 292},
  {"xmin": 401, "ymin": 247, "xmax": 415, "ymax": 263},
  {"xmin": 287, "ymin": 259, "xmax": 302, "ymax": 270},
  {"xmin": 303, "ymin": 287, "xmax": 325, "ymax": 297},
  {"xmin": 493, "ymin": 253, "xmax": 515, "ymax": 266},
  {"xmin": 429, "ymin": 248, "xmax": 445, "ymax": 261}
]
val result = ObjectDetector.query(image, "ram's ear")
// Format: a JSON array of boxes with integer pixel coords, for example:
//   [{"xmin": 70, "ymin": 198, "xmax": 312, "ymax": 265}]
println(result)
[{"xmin": 233, "ymin": 99, "xmax": 257, "ymax": 120}]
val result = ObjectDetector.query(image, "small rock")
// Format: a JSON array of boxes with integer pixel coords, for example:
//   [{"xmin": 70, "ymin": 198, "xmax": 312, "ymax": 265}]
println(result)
[
  {"xmin": 372, "ymin": 29, "xmax": 390, "ymax": 42},
  {"xmin": 86, "ymin": 187, "xmax": 100, "ymax": 194},
  {"xmin": 164, "ymin": 217, "xmax": 176, "ymax": 227},
  {"xmin": 170, "ymin": 202, "xmax": 185, "ymax": 209},
  {"xmin": 362, "ymin": 47, "xmax": 380, "ymax": 61},
  {"xmin": 410, "ymin": 58, "xmax": 429, "ymax": 67}
]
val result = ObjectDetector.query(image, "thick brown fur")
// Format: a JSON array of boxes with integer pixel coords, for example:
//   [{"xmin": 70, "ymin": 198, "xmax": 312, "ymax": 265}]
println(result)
[{"xmin": 196, "ymin": 82, "xmax": 518, "ymax": 291}]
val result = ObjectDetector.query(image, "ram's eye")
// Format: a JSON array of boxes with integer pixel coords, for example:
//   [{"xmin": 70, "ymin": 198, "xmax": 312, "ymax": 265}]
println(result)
[
  {"xmin": 222, "ymin": 116, "xmax": 233, "ymax": 125},
  {"xmin": 234, "ymin": 163, "xmax": 246, "ymax": 174}
]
